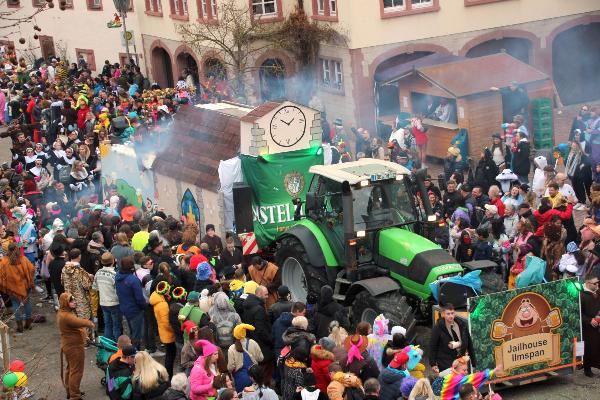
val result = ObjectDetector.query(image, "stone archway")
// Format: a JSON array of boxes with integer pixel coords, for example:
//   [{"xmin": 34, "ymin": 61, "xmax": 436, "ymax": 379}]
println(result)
[
  {"xmin": 151, "ymin": 46, "xmax": 174, "ymax": 89},
  {"xmin": 465, "ymin": 37, "xmax": 532, "ymax": 64},
  {"xmin": 175, "ymin": 48, "xmax": 199, "ymax": 87},
  {"xmin": 259, "ymin": 58, "xmax": 286, "ymax": 102},
  {"xmin": 552, "ymin": 22, "xmax": 600, "ymax": 105}
]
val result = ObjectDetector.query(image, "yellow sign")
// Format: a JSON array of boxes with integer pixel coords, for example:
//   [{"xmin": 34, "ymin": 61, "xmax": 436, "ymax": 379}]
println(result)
[{"xmin": 125, "ymin": 31, "xmax": 133, "ymax": 41}]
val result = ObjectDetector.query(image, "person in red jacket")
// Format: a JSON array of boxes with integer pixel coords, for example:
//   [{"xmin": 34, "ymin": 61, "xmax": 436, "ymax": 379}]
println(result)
[
  {"xmin": 76, "ymin": 98, "xmax": 90, "ymax": 131},
  {"xmin": 311, "ymin": 337, "xmax": 336, "ymax": 393},
  {"xmin": 488, "ymin": 185, "xmax": 505, "ymax": 217},
  {"xmin": 533, "ymin": 197, "xmax": 574, "ymax": 237}
]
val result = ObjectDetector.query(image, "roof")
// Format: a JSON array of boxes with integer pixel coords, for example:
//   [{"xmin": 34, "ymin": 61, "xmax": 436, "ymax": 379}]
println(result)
[
  {"xmin": 240, "ymin": 101, "xmax": 283, "ymax": 123},
  {"xmin": 415, "ymin": 53, "xmax": 550, "ymax": 97},
  {"xmin": 152, "ymin": 104, "xmax": 243, "ymax": 190},
  {"xmin": 309, "ymin": 158, "xmax": 410, "ymax": 185},
  {"xmin": 376, "ymin": 53, "xmax": 465, "ymax": 84}
]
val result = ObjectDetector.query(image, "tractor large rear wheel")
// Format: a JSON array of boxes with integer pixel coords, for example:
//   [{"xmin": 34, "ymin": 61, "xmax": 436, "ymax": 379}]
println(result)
[
  {"xmin": 276, "ymin": 236, "xmax": 328, "ymax": 302},
  {"xmin": 352, "ymin": 290, "xmax": 417, "ymax": 344}
]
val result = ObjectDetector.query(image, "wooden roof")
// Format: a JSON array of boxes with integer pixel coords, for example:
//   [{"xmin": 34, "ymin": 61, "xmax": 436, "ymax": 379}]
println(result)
[
  {"xmin": 240, "ymin": 101, "xmax": 282, "ymax": 123},
  {"xmin": 153, "ymin": 105, "xmax": 242, "ymax": 190},
  {"xmin": 415, "ymin": 53, "xmax": 550, "ymax": 98}
]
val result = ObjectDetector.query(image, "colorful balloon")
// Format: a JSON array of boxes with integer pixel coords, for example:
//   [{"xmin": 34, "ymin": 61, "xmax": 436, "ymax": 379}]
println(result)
[
  {"xmin": 2, "ymin": 372, "xmax": 18, "ymax": 389},
  {"xmin": 13, "ymin": 372, "xmax": 27, "ymax": 387},
  {"xmin": 9, "ymin": 359, "xmax": 25, "ymax": 372}
]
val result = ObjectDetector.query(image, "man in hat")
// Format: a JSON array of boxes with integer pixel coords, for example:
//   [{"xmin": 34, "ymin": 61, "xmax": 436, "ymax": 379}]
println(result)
[
  {"xmin": 248, "ymin": 256, "xmax": 280, "ymax": 309},
  {"xmin": 178, "ymin": 291, "xmax": 209, "ymax": 340},
  {"xmin": 92, "ymin": 252, "xmax": 121, "ymax": 341},
  {"xmin": 106, "ymin": 344, "xmax": 136, "ymax": 399},
  {"xmin": 201, "ymin": 224, "xmax": 223, "ymax": 257}
]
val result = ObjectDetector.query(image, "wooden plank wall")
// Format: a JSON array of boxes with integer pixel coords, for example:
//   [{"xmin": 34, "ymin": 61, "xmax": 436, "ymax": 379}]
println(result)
[{"xmin": 462, "ymin": 92, "xmax": 504, "ymax": 157}]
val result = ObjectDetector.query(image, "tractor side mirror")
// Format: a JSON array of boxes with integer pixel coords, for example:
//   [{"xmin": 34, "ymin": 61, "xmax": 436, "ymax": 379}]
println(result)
[{"xmin": 305, "ymin": 192, "xmax": 318, "ymax": 212}]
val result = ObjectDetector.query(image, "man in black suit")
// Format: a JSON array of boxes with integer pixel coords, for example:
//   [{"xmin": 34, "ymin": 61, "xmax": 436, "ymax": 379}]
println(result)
[{"xmin": 430, "ymin": 303, "xmax": 475, "ymax": 373}]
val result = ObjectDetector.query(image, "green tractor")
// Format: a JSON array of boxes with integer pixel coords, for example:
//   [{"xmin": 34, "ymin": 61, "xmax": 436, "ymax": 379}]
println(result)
[{"xmin": 275, "ymin": 158, "xmax": 463, "ymax": 341}]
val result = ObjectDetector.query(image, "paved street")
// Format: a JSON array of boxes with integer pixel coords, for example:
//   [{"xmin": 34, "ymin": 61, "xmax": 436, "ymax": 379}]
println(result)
[{"xmin": 1, "ymin": 135, "xmax": 599, "ymax": 399}]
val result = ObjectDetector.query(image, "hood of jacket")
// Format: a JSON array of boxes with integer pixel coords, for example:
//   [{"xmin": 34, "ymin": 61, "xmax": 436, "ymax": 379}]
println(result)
[
  {"xmin": 115, "ymin": 271, "xmax": 132, "ymax": 283},
  {"xmin": 283, "ymin": 326, "xmax": 316, "ymax": 345},
  {"xmin": 534, "ymin": 155, "xmax": 547, "ymax": 170},
  {"xmin": 332, "ymin": 371, "xmax": 362, "ymax": 388},
  {"xmin": 213, "ymin": 291, "xmax": 233, "ymax": 311},
  {"xmin": 380, "ymin": 366, "xmax": 408, "ymax": 384},
  {"xmin": 311, "ymin": 345, "xmax": 335, "ymax": 361},
  {"xmin": 58, "ymin": 292, "xmax": 72, "ymax": 311},
  {"xmin": 149, "ymin": 291, "xmax": 167, "ymax": 307},
  {"xmin": 63, "ymin": 261, "xmax": 81, "ymax": 275}
]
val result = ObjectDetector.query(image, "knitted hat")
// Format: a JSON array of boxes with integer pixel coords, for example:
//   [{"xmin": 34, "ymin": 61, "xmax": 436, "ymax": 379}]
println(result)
[
  {"xmin": 156, "ymin": 281, "xmax": 171, "ymax": 295},
  {"xmin": 196, "ymin": 261, "xmax": 212, "ymax": 281},
  {"xmin": 566, "ymin": 241, "xmax": 578, "ymax": 253},
  {"xmin": 229, "ymin": 279, "xmax": 245, "ymax": 292},
  {"xmin": 233, "ymin": 323, "xmax": 255, "ymax": 340},
  {"xmin": 180, "ymin": 320, "xmax": 197, "ymax": 334},
  {"xmin": 319, "ymin": 337, "xmax": 335, "ymax": 352},
  {"xmin": 101, "ymin": 252, "xmax": 114, "ymax": 266},
  {"xmin": 389, "ymin": 351, "xmax": 409, "ymax": 369},
  {"xmin": 189, "ymin": 254, "xmax": 207, "ymax": 271},
  {"xmin": 243, "ymin": 280, "xmax": 258, "ymax": 295},
  {"xmin": 172, "ymin": 286, "xmax": 187, "ymax": 301},
  {"xmin": 187, "ymin": 291, "xmax": 200, "ymax": 303},
  {"xmin": 195, "ymin": 339, "xmax": 219, "ymax": 357},
  {"xmin": 391, "ymin": 326, "xmax": 407, "ymax": 337}
]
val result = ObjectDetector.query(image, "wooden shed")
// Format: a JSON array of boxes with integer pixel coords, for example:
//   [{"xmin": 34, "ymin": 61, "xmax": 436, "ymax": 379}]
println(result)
[{"xmin": 383, "ymin": 53, "xmax": 555, "ymax": 159}]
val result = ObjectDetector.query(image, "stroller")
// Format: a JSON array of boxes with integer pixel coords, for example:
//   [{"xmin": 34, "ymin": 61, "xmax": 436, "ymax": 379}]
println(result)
[{"xmin": 93, "ymin": 336, "xmax": 118, "ymax": 386}]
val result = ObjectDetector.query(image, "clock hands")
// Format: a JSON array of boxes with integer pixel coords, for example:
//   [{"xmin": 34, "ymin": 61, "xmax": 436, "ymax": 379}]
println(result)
[{"xmin": 280, "ymin": 118, "xmax": 294, "ymax": 126}]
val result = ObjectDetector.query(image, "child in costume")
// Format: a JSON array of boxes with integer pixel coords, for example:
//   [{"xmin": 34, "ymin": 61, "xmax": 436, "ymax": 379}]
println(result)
[
  {"xmin": 367, "ymin": 314, "xmax": 391, "ymax": 371},
  {"xmin": 432, "ymin": 355, "xmax": 500, "ymax": 400}
]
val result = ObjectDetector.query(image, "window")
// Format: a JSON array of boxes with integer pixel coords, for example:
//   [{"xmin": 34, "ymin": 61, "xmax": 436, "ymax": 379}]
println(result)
[
  {"xmin": 32, "ymin": 0, "xmax": 46, "ymax": 6},
  {"xmin": 464, "ymin": 0, "xmax": 507, "ymax": 5},
  {"xmin": 252, "ymin": 0, "xmax": 276, "ymax": 16},
  {"xmin": 320, "ymin": 58, "xmax": 343, "ymax": 92},
  {"xmin": 312, "ymin": 0, "xmax": 337, "ymax": 21},
  {"xmin": 75, "ymin": 49, "xmax": 96, "ymax": 71},
  {"xmin": 198, "ymin": 0, "xmax": 217, "ymax": 19},
  {"xmin": 383, "ymin": 0, "xmax": 405, "ymax": 11},
  {"xmin": 87, "ymin": 0, "xmax": 102, "ymax": 10},
  {"xmin": 411, "ymin": 0, "xmax": 432, "ymax": 8},
  {"xmin": 380, "ymin": 0, "xmax": 439, "ymax": 18},
  {"xmin": 146, "ymin": 0, "xmax": 163, "ymax": 14},
  {"xmin": 169, "ymin": 0, "xmax": 188, "ymax": 18},
  {"xmin": 7, "ymin": 0, "xmax": 20, "ymax": 7}
]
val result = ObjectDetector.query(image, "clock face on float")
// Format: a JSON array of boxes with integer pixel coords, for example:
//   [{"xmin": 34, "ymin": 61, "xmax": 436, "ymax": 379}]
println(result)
[{"xmin": 269, "ymin": 105, "xmax": 307, "ymax": 147}]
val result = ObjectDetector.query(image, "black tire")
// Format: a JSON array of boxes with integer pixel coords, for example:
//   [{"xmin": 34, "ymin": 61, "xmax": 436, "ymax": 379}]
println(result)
[
  {"xmin": 276, "ymin": 236, "xmax": 329, "ymax": 302},
  {"xmin": 352, "ymin": 290, "xmax": 417, "ymax": 344}
]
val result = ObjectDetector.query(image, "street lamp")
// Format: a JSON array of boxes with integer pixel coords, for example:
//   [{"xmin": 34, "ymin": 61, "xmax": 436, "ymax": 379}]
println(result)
[{"xmin": 113, "ymin": 0, "xmax": 135, "ymax": 66}]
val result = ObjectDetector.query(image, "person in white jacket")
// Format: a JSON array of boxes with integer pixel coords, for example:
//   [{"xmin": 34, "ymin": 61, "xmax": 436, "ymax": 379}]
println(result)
[{"xmin": 532, "ymin": 155, "xmax": 548, "ymax": 199}]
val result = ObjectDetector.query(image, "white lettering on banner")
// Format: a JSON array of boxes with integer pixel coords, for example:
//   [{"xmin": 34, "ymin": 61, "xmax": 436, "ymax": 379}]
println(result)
[{"xmin": 252, "ymin": 203, "xmax": 298, "ymax": 225}]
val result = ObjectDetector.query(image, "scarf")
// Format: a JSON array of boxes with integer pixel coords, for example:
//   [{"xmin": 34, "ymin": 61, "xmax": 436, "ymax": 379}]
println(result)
[
  {"xmin": 347, "ymin": 336, "xmax": 365, "ymax": 365},
  {"xmin": 70, "ymin": 168, "xmax": 88, "ymax": 181},
  {"xmin": 565, "ymin": 149, "xmax": 582, "ymax": 177}
]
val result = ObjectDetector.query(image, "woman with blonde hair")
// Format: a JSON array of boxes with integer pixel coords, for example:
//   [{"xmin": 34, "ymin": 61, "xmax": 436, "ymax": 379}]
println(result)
[
  {"xmin": 328, "ymin": 320, "xmax": 349, "ymax": 363},
  {"xmin": 131, "ymin": 350, "xmax": 170, "ymax": 398},
  {"xmin": 110, "ymin": 232, "xmax": 134, "ymax": 268},
  {"xmin": 69, "ymin": 160, "xmax": 92, "ymax": 200},
  {"xmin": 77, "ymin": 143, "xmax": 101, "ymax": 179},
  {"xmin": 408, "ymin": 378, "xmax": 436, "ymax": 400}
]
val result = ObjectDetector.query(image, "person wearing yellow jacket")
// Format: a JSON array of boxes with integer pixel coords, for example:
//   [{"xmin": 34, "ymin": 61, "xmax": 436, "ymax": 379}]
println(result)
[{"xmin": 149, "ymin": 281, "xmax": 176, "ymax": 378}]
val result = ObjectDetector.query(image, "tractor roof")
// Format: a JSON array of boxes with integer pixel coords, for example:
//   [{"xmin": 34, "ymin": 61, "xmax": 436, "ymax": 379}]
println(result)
[{"xmin": 309, "ymin": 158, "xmax": 411, "ymax": 184}]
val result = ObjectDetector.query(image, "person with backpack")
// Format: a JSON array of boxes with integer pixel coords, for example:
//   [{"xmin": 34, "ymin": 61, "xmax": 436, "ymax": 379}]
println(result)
[
  {"xmin": 209, "ymin": 291, "xmax": 242, "ymax": 350},
  {"xmin": 227, "ymin": 324, "xmax": 264, "ymax": 393},
  {"xmin": 178, "ymin": 290, "xmax": 210, "ymax": 342},
  {"xmin": 106, "ymin": 345, "xmax": 136, "ymax": 400}
]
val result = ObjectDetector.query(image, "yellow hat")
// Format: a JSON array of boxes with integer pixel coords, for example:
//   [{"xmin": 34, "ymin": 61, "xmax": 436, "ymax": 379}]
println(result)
[
  {"xmin": 233, "ymin": 324, "xmax": 255, "ymax": 340},
  {"xmin": 243, "ymin": 280, "xmax": 258, "ymax": 295},
  {"xmin": 229, "ymin": 279, "xmax": 245, "ymax": 292},
  {"xmin": 447, "ymin": 146, "xmax": 460, "ymax": 157}
]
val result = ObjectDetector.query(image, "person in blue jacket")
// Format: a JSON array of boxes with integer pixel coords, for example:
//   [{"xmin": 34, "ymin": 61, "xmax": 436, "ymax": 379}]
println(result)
[{"xmin": 115, "ymin": 256, "xmax": 147, "ymax": 349}]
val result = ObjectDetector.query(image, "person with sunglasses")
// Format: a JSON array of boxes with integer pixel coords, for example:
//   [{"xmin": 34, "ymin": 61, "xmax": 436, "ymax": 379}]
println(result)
[
  {"xmin": 57, "ymin": 292, "xmax": 95, "ymax": 400},
  {"xmin": 581, "ymin": 274, "xmax": 600, "ymax": 377}
]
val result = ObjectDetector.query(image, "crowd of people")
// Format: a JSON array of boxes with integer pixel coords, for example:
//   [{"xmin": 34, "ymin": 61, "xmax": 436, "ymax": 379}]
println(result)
[{"xmin": 1, "ymin": 40, "xmax": 600, "ymax": 400}]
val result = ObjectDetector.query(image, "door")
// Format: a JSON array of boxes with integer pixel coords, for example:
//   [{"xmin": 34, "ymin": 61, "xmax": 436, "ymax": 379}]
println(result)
[{"xmin": 38, "ymin": 36, "xmax": 55, "ymax": 60}]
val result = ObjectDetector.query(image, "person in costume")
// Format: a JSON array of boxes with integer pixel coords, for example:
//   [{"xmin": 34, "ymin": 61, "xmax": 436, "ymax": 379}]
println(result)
[
  {"xmin": 367, "ymin": 314, "xmax": 392, "ymax": 371},
  {"xmin": 432, "ymin": 355, "xmax": 501, "ymax": 400}
]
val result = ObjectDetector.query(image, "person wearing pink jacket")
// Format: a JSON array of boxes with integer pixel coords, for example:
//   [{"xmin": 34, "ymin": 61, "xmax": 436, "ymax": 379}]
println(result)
[{"xmin": 189, "ymin": 339, "xmax": 219, "ymax": 400}]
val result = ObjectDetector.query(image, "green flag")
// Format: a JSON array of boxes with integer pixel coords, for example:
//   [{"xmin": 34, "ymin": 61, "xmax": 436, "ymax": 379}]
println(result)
[{"xmin": 240, "ymin": 147, "xmax": 323, "ymax": 247}]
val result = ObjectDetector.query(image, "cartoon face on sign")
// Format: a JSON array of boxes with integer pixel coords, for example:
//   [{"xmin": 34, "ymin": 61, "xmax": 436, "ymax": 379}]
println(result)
[
  {"xmin": 491, "ymin": 293, "xmax": 562, "ymax": 341},
  {"xmin": 514, "ymin": 299, "xmax": 540, "ymax": 329}
]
